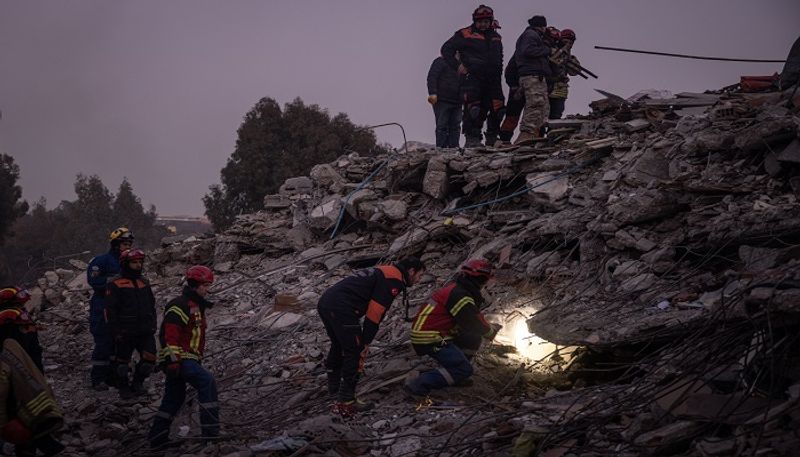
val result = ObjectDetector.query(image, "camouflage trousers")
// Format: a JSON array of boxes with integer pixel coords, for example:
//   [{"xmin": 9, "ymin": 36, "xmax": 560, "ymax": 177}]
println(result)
[{"xmin": 519, "ymin": 75, "xmax": 550, "ymax": 134}]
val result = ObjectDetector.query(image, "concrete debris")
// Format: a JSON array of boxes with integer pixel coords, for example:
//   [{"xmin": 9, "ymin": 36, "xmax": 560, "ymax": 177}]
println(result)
[{"xmin": 28, "ymin": 84, "xmax": 800, "ymax": 456}]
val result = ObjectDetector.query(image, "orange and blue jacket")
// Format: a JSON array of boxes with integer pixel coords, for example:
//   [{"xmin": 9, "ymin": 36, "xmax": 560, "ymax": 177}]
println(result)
[
  {"xmin": 317, "ymin": 265, "xmax": 407, "ymax": 345},
  {"xmin": 158, "ymin": 287, "xmax": 213, "ymax": 364},
  {"xmin": 411, "ymin": 276, "xmax": 493, "ymax": 350}
]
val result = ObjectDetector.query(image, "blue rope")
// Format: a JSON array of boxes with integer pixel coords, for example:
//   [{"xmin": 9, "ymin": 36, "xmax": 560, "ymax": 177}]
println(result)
[{"xmin": 441, "ymin": 155, "xmax": 603, "ymax": 215}]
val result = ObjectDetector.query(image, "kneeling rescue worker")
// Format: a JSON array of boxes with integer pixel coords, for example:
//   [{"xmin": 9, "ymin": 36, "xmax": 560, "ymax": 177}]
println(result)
[
  {"xmin": 149, "ymin": 265, "xmax": 218, "ymax": 450},
  {"xmin": 405, "ymin": 259, "xmax": 501, "ymax": 396},
  {"xmin": 318, "ymin": 257, "xmax": 426, "ymax": 416}
]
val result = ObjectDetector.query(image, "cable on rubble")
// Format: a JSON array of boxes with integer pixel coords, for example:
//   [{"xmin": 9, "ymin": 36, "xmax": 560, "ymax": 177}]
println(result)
[{"xmin": 595, "ymin": 45, "xmax": 786, "ymax": 63}]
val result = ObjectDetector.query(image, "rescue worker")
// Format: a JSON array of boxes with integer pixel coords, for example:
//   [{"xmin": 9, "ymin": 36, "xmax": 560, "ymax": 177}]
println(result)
[
  {"xmin": 514, "ymin": 15, "xmax": 552, "ymax": 144},
  {"xmin": 0, "ymin": 288, "xmax": 64, "ymax": 456},
  {"xmin": 105, "ymin": 249, "xmax": 157, "ymax": 399},
  {"xmin": 548, "ymin": 28, "xmax": 578, "ymax": 120},
  {"xmin": 427, "ymin": 53, "xmax": 462, "ymax": 148},
  {"xmin": 498, "ymin": 53, "xmax": 522, "ymax": 146},
  {"xmin": 148, "ymin": 265, "xmax": 218, "ymax": 450},
  {"xmin": 441, "ymin": 5, "xmax": 505, "ymax": 148},
  {"xmin": 87, "ymin": 227, "xmax": 134, "ymax": 390},
  {"xmin": 405, "ymin": 259, "xmax": 501, "ymax": 396},
  {"xmin": 0, "ymin": 287, "xmax": 43, "ymax": 371},
  {"xmin": 318, "ymin": 257, "xmax": 426, "ymax": 416}
]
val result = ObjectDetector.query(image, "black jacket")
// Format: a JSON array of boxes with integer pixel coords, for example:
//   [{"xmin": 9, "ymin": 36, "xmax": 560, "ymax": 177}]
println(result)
[
  {"xmin": 317, "ymin": 265, "xmax": 408, "ymax": 345},
  {"xmin": 515, "ymin": 27, "xmax": 552, "ymax": 78},
  {"xmin": 105, "ymin": 271, "xmax": 157, "ymax": 335},
  {"xmin": 504, "ymin": 53, "xmax": 520, "ymax": 87},
  {"xmin": 427, "ymin": 57, "xmax": 461, "ymax": 104},
  {"xmin": 441, "ymin": 26, "xmax": 503, "ymax": 79}
]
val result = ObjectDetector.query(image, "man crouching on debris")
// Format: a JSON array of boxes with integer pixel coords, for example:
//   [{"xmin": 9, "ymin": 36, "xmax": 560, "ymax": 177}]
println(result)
[
  {"xmin": 318, "ymin": 257, "xmax": 426, "ymax": 416},
  {"xmin": 405, "ymin": 259, "xmax": 501, "ymax": 396},
  {"xmin": 148, "ymin": 266, "xmax": 218, "ymax": 450}
]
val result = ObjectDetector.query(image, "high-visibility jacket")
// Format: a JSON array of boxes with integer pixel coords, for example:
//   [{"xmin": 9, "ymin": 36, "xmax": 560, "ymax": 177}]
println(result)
[
  {"xmin": 158, "ymin": 287, "xmax": 213, "ymax": 364},
  {"xmin": 0, "ymin": 339, "xmax": 63, "ymax": 442},
  {"xmin": 105, "ymin": 272, "xmax": 157, "ymax": 335},
  {"xmin": 0, "ymin": 305, "xmax": 43, "ymax": 371},
  {"xmin": 411, "ymin": 276, "xmax": 493, "ymax": 350},
  {"xmin": 317, "ymin": 265, "xmax": 408, "ymax": 345}
]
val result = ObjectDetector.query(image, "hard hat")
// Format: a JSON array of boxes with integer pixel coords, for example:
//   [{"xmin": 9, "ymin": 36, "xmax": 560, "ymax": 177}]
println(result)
[
  {"xmin": 545, "ymin": 27, "xmax": 562, "ymax": 42},
  {"xmin": 561, "ymin": 29, "xmax": 576, "ymax": 41},
  {"xmin": 186, "ymin": 265, "xmax": 214, "ymax": 285},
  {"xmin": 0, "ymin": 287, "xmax": 31, "ymax": 305},
  {"xmin": 460, "ymin": 259, "xmax": 494, "ymax": 279},
  {"xmin": 119, "ymin": 249, "xmax": 145, "ymax": 264},
  {"xmin": 472, "ymin": 5, "xmax": 494, "ymax": 22},
  {"xmin": 109, "ymin": 227, "xmax": 135, "ymax": 243}
]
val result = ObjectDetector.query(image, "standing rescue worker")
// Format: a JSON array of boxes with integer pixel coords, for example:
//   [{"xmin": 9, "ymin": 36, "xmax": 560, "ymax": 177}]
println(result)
[
  {"xmin": 105, "ymin": 249, "xmax": 157, "ymax": 399},
  {"xmin": 0, "ymin": 287, "xmax": 43, "ymax": 371},
  {"xmin": 318, "ymin": 257, "xmax": 426, "ymax": 416},
  {"xmin": 441, "ymin": 5, "xmax": 505, "ymax": 148},
  {"xmin": 405, "ymin": 260, "xmax": 501, "ymax": 396},
  {"xmin": 548, "ymin": 28, "xmax": 578, "ymax": 120},
  {"xmin": 87, "ymin": 227, "xmax": 134, "ymax": 390},
  {"xmin": 498, "ymin": 53, "xmax": 522, "ymax": 146},
  {"xmin": 149, "ymin": 266, "xmax": 218, "ymax": 450},
  {"xmin": 427, "ymin": 54, "xmax": 463, "ymax": 148},
  {"xmin": 514, "ymin": 15, "xmax": 552, "ymax": 144}
]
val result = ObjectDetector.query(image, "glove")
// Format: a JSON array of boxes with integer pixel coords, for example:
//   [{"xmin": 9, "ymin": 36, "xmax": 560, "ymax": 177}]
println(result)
[
  {"xmin": 427, "ymin": 95, "xmax": 438, "ymax": 105},
  {"xmin": 165, "ymin": 362, "xmax": 181, "ymax": 379},
  {"xmin": 486, "ymin": 323, "xmax": 503, "ymax": 340},
  {"xmin": 457, "ymin": 64, "xmax": 469, "ymax": 76},
  {"xmin": 358, "ymin": 346, "xmax": 369, "ymax": 374}
]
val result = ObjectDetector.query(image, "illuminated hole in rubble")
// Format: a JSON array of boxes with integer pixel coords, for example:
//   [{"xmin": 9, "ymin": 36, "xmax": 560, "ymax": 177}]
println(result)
[{"xmin": 495, "ymin": 316, "xmax": 558, "ymax": 361}]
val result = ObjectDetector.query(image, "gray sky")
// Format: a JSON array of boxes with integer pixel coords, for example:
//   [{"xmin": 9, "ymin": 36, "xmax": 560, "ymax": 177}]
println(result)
[{"xmin": 1, "ymin": 1, "xmax": 797, "ymax": 216}]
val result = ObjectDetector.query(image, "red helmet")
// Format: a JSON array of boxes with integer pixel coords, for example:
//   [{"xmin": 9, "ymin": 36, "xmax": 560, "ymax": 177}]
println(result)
[
  {"xmin": 472, "ymin": 5, "xmax": 494, "ymax": 22},
  {"xmin": 186, "ymin": 265, "xmax": 214, "ymax": 285},
  {"xmin": 0, "ymin": 287, "xmax": 31, "ymax": 305},
  {"xmin": 461, "ymin": 259, "xmax": 494, "ymax": 279},
  {"xmin": 545, "ymin": 27, "xmax": 562, "ymax": 42},
  {"xmin": 561, "ymin": 28, "xmax": 576, "ymax": 41},
  {"xmin": 120, "ymin": 249, "xmax": 146, "ymax": 264}
]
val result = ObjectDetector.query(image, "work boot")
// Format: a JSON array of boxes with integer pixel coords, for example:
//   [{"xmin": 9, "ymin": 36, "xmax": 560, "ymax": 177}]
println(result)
[
  {"xmin": 131, "ymin": 381, "xmax": 147, "ymax": 396},
  {"xmin": 331, "ymin": 399, "xmax": 375, "ymax": 417},
  {"xmin": 454, "ymin": 378, "xmax": 474, "ymax": 388},
  {"xmin": 403, "ymin": 383, "xmax": 428, "ymax": 400},
  {"xmin": 514, "ymin": 131, "xmax": 536, "ymax": 145},
  {"xmin": 464, "ymin": 136, "xmax": 483, "ymax": 148},
  {"xmin": 484, "ymin": 134, "xmax": 498, "ymax": 147},
  {"xmin": 119, "ymin": 386, "xmax": 136, "ymax": 400},
  {"xmin": 326, "ymin": 369, "xmax": 341, "ymax": 396}
]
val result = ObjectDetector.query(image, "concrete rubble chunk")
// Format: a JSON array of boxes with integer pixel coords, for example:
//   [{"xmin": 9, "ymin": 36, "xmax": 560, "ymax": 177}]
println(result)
[
  {"xmin": 422, "ymin": 156, "xmax": 448, "ymax": 199},
  {"xmin": 526, "ymin": 172, "xmax": 569, "ymax": 202},
  {"xmin": 278, "ymin": 176, "xmax": 313, "ymax": 196}
]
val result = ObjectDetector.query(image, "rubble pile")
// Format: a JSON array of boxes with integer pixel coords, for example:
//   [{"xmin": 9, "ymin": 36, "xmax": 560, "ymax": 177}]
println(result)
[{"xmin": 32, "ymin": 86, "xmax": 800, "ymax": 456}]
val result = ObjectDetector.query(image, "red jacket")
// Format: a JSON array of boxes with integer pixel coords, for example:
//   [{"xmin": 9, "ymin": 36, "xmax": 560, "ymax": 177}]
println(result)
[
  {"xmin": 411, "ymin": 276, "xmax": 492, "ymax": 349},
  {"xmin": 158, "ymin": 287, "xmax": 213, "ymax": 364}
]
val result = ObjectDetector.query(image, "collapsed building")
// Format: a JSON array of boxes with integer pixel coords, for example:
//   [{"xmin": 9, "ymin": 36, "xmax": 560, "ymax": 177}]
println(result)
[{"xmin": 28, "ymin": 84, "xmax": 800, "ymax": 456}]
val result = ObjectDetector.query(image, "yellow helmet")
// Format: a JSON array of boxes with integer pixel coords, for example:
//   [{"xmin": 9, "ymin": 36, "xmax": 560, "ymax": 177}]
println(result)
[{"xmin": 109, "ymin": 227, "xmax": 135, "ymax": 243}]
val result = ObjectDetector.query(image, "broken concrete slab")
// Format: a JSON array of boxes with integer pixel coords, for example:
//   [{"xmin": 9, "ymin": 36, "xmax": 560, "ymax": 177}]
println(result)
[{"xmin": 526, "ymin": 172, "xmax": 569, "ymax": 202}]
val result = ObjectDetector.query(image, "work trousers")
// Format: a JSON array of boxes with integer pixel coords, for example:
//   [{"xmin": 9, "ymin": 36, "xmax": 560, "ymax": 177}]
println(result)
[
  {"xmin": 549, "ymin": 97, "xmax": 566, "ymax": 120},
  {"xmin": 90, "ymin": 330, "xmax": 114, "ymax": 386},
  {"xmin": 461, "ymin": 73, "xmax": 505, "ymax": 143},
  {"xmin": 318, "ymin": 306, "xmax": 363, "ymax": 402},
  {"xmin": 433, "ymin": 101, "xmax": 462, "ymax": 148},
  {"xmin": 148, "ymin": 360, "xmax": 219, "ymax": 445},
  {"xmin": 407, "ymin": 341, "xmax": 475, "ymax": 395},
  {"xmin": 113, "ymin": 331, "xmax": 157, "ymax": 386},
  {"xmin": 519, "ymin": 75, "xmax": 550, "ymax": 134},
  {"xmin": 499, "ymin": 86, "xmax": 525, "ymax": 142}
]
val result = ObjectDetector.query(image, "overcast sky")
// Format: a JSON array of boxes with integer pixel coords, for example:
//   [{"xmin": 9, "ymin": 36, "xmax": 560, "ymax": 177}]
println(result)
[{"xmin": 1, "ymin": 1, "xmax": 797, "ymax": 216}]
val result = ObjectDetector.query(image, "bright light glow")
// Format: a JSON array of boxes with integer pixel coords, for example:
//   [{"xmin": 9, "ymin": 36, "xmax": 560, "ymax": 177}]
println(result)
[{"xmin": 494, "ymin": 316, "xmax": 558, "ymax": 361}]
